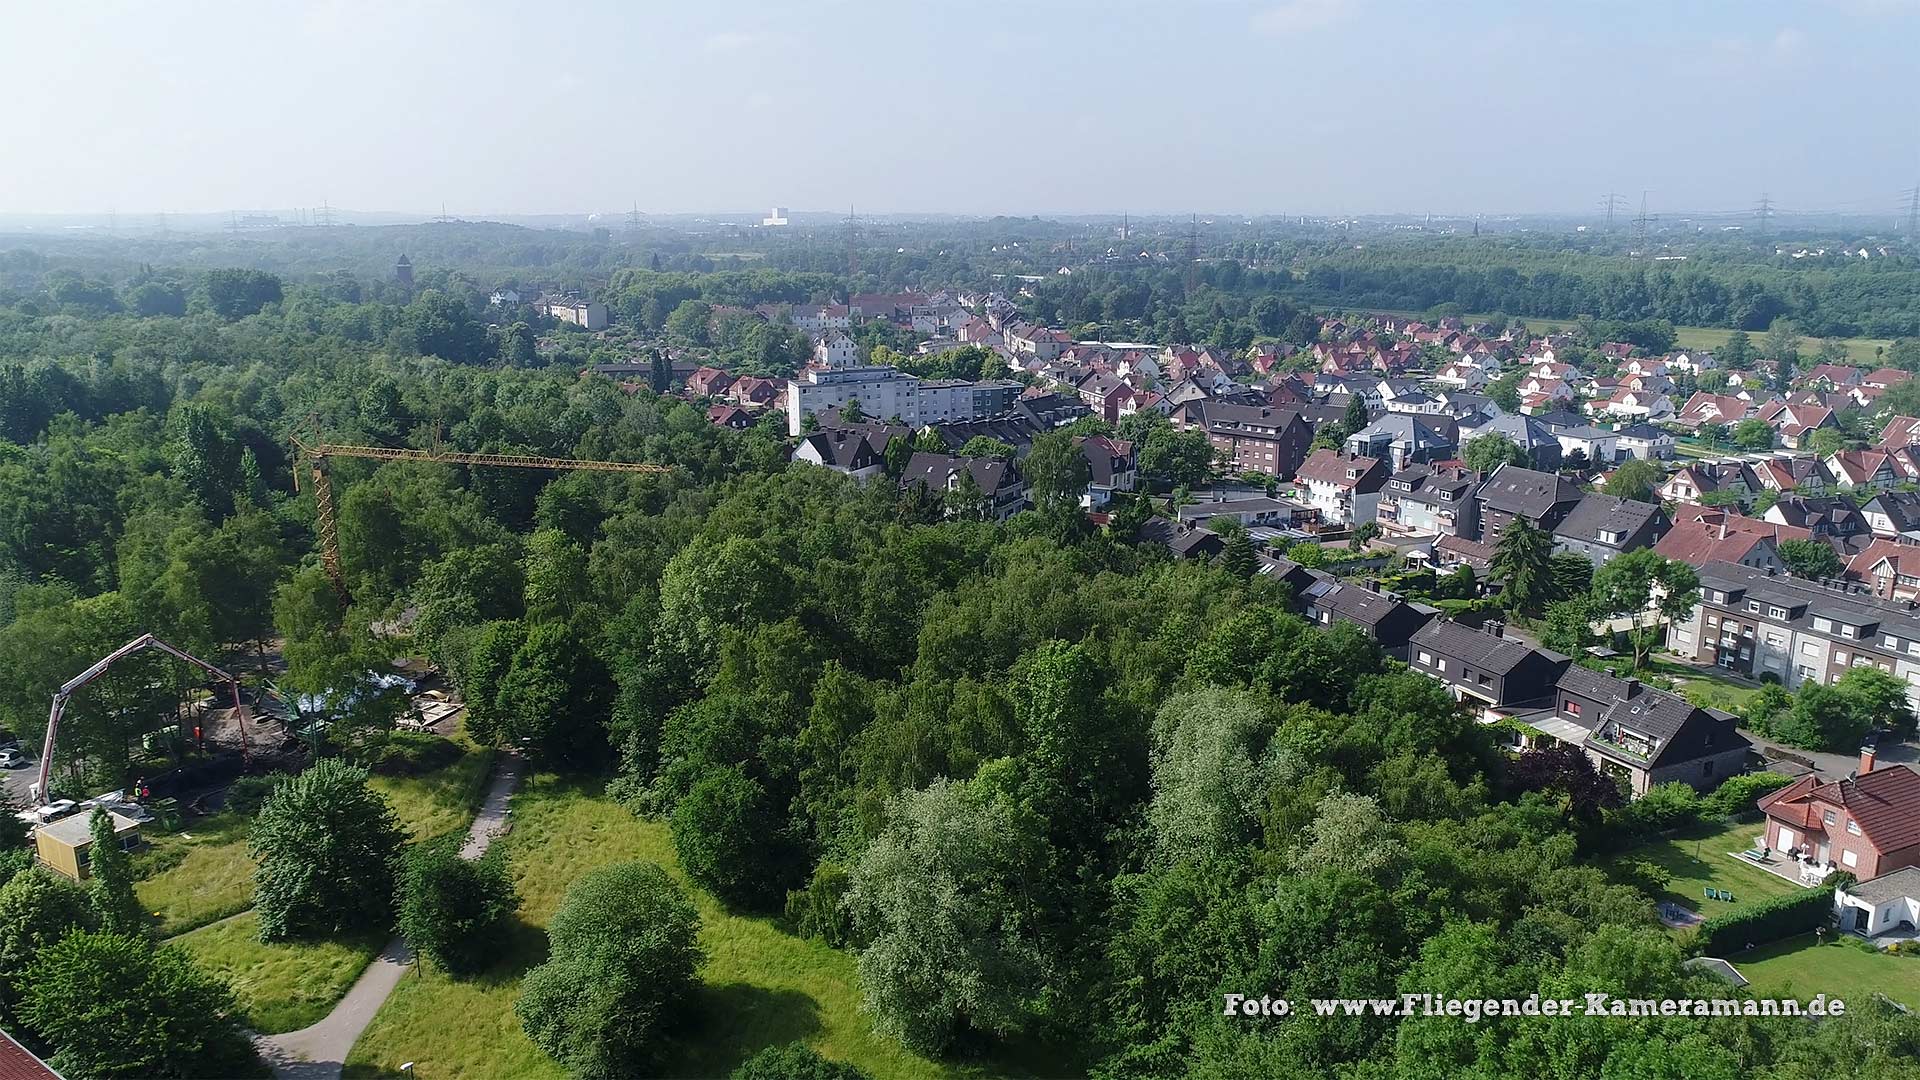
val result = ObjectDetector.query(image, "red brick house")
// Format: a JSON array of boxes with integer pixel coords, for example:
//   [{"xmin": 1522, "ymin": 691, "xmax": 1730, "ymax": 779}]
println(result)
[
  {"xmin": 687, "ymin": 365, "xmax": 735, "ymax": 397},
  {"xmin": 1757, "ymin": 759, "xmax": 1920, "ymax": 883}
]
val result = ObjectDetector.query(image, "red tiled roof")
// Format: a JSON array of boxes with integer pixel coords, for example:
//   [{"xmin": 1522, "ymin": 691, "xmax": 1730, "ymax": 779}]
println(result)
[
  {"xmin": 1845, "ymin": 538, "xmax": 1920, "ymax": 583},
  {"xmin": 1760, "ymin": 766, "xmax": 1920, "ymax": 854},
  {"xmin": 0, "ymin": 1030, "xmax": 58, "ymax": 1080},
  {"xmin": 1652, "ymin": 520, "xmax": 1770, "ymax": 566}
]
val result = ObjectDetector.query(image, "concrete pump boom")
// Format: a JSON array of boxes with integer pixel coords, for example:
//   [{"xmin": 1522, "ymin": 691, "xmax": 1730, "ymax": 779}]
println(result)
[{"xmin": 34, "ymin": 633, "xmax": 249, "ymax": 803}]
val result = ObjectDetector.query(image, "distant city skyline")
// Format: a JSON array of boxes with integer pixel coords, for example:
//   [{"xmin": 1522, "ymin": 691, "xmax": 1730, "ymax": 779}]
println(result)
[{"xmin": 6, "ymin": 0, "xmax": 1919, "ymax": 219}]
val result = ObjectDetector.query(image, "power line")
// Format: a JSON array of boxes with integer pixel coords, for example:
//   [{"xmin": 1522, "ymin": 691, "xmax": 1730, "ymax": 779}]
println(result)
[
  {"xmin": 1753, "ymin": 192, "xmax": 1775, "ymax": 239},
  {"xmin": 1600, "ymin": 192, "xmax": 1628, "ymax": 232},
  {"xmin": 1630, "ymin": 190, "xmax": 1657, "ymax": 256},
  {"xmin": 1906, "ymin": 184, "xmax": 1919, "ymax": 238}
]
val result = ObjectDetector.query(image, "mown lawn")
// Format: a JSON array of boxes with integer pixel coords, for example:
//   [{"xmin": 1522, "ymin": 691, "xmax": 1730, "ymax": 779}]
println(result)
[
  {"xmin": 1734, "ymin": 933, "xmax": 1920, "ymax": 1010},
  {"xmin": 1607, "ymin": 817, "xmax": 1807, "ymax": 918},
  {"xmin": 343, "ymin": 776, "xmax": 1033, "ymax": 1080},
  {"xmin": 370, "ymin": 746, "xmax": 495, "ymax": 843},
  {"xmin": 169, "ymin": 910, "xmax": 385, "ymax": 1033}
]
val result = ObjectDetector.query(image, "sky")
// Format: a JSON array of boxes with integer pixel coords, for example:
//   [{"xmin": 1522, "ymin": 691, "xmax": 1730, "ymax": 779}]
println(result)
[{"xmin": 3, "ymin": 0, "xmax": 1917, "ymax": 219}]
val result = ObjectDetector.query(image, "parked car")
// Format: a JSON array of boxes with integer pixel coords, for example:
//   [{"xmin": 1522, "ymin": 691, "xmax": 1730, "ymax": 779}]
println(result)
[
  {"xmin": 29, "ymin": 799, "xmax": 76, "ymax": 824},
  {"xmin": 0, "ymin": 748, "xmax": 25, "ymax": 769}
]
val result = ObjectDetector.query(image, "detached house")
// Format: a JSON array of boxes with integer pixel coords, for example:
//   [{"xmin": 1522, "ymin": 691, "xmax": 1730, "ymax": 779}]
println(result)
[
  {"xmin": 1826, "ymin": 449, "xmax": 1899, "ymax": 493},
  {"xmin": 792, "ymin": 430, "xmax": 883, "ymax": 479},
  {"xmin": 1474, "ymin": 464, "xmax": 1583, "ymax": 544},
  {"xmin": 1345, "ymin": 414, "xmax": 1457, "ymax": 471},
  {"xmin": 1757, "ymin": 760, "xmax": 1920, "ymax": 883},
  {"xmin": 1294, "ymin": 450, "xmax": 1389, "ymax": 526},
  {"xmin": 1552, "ymin": 494, "xmax": 1669, "ymax": 566},
  {"xmin": 1076, "ymin": 435, "xmax": 1137, "ymax": 509},
  {"xmin": 1552, "ymin": 667, "xmax": 1752, "ymax": 796}
]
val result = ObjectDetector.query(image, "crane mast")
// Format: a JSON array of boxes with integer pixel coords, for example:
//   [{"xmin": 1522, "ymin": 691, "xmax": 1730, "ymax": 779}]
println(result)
[{"xmin": 290, "ymin": 436, "xmax": 671, "ymax": 606}]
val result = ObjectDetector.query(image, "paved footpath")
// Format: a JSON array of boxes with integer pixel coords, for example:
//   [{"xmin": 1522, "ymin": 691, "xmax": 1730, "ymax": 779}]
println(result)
[{"xmin": 254, "ymin": 753, "xmax": 524, "ymax": 1080}]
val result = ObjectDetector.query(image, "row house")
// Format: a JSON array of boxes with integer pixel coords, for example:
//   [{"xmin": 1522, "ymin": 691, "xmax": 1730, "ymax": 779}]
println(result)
[
  {"xmin": 1169, "ymin": 401, "xmax": 1314, "ymax": 478},
  {"xmin": 1294, "ymin": 449, "xmax": 1389, "ymax": 526},
  {"xmin": 1825, "ymin": 449, "xmax": 1899, "ymax": 493},
  {"xmin": 1474, "ymin": 464, "xmax": 1583, "ymax": 545},
  {"xmin": 1750, "ymin": 456, "xmax": 1829, "ymax": 497},
  {"xmin": 1408, "ymin": 619, "xmax": 1569, "ymax": 719},
  {"xmin": 1765, "ymin": 495, "xmax": 1870, "ymax": 547},
  {"xmin": 1659, "ymin": 460, "xmax": 1757, "ymax": 506},
  {"xmin": 1675, "ymin": 392, "xmax": 1754, "ymax": 428},
  {"xmin": 1672, "ymin": 560, "xmax": 1920, "ymax": 711},
  {"xmin": 1653, "ymin": 518, "xmax": 1787, "ymax": 573},
  {"xmin": 1376, "ymin": 465, "xmax": 1479, "ymax": 540},
  {"xmin": 898, "ymin": 453, "xmax": 1028, "ymax": 521},
  {"xmin": 1296, "ymin": 579, "xmax": 1434, "ymax": 660},
  {"xmin": 1754, "ymin": 400, "xmax": 1837, "ymax": 449}
]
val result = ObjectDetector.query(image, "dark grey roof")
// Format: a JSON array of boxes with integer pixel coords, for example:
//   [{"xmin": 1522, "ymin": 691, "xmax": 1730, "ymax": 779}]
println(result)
[
  {"xmin": 1169, "ymin": 527, "xmax": 1224, "ymax": 557},
  {"xmin": 1556, "ymin": 664, "xmax": 1636, "ymax": 705},
  {"xmin": 1864, "ymin": 490, "xmax": 1920, "ymax": 532},
  {"xmin": 1178, "ymin": 497, "xmax": 1292, "ymax": 522},
  {"xmin": 1465, "ymin": 412, "xmax": 1555, "ymax": 449},
  {"xmin": 1614, "ymin": 423, "xmax": 1668, "ymax": 440},
  {"xmin": 796, "ymin": 430, "xmax": 878, "ymax": 470},
  {"xmin": 1411, "ymin": 619, "xmax": 1564, "ymax": 675},
  {"xmin": 1476, "ymin": 465, "xmax": 1583, "ymax": 517},
  {"xmin": 1310, "ymin": 583, "xmax": 1416, "ymax": 627},
  {"xmin": 1552, "ymin": 494, "xmax": 1665, "ymax": 548},
  {"xmin": 1529, "ymin": 408, "xmax": 1588, "ymax": 431},
  {"xmin": 1848, "ymin": 867, "xmax": 1920, "ymax": 905},
  {"xmin": 899, "ymin": 452, "xmax": 1020, "ymax": 497},
  {"xmin": 1353, "ymin": 413, "xmax": 1457, "ymax": 445}
]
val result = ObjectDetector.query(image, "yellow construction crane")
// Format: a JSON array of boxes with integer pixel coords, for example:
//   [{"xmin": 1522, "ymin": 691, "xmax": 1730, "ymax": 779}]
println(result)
[{"xmin": 292, "ymin": 435, "xmax": 671, "ymax": 605}]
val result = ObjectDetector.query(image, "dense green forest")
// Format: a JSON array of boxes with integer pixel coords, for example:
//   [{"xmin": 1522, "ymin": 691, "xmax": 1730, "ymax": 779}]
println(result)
[{"xmin": 0, "ymin": 229, "xmax": 1915, "ymax": 1079}]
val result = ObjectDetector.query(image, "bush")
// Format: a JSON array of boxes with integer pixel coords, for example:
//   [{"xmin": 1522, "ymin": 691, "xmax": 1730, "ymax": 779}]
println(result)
[
  {"xmin": 517, "ymin": 862, "xmax": 703, "ymax": 1079},
  {"xmin": 730, "ymin": 1042, "xmax": 874, "ymax": 1080},
  {"xmin": 670, "ymin": 765, "xmax": 801, "ymax": 912},
  {"xmin": 250, "ymin": 758, "xmax": 406, "ymax": 941},
  {"xmin": 0, "ymin": 866, "xmax": 99, "ymax": 1008},
  {"xmin": 357, "ymin": 731, "xmax": 463, "ymax": 776},
  {"xmin": 784, "ymin": 860, "xmax": 853, "ymax": 948},
  {"xmin": 1607, "ymin": 782, "xmax": 1702, "ymax": 840},
  {"xmin": 224, "ymin": 771, "xmax": 292, "ymax": 817},
  {"xmin": 396, "ymin": 841, "xmax": 518, "ymax": 976},
  {"xmin": 1695, "ymin": 887, "xmax": 1835, "ymax": 955},
  {"xmin": 1701, "ymin": 771, "xmax": 1793, "ymax": 818}
]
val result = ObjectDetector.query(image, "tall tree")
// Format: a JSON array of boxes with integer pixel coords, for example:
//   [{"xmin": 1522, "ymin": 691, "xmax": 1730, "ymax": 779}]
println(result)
[
  {"xmin": 1490, "ymin": 517, "xmax": 1554, "ymax": 615},
  {"xmin": 1591, "ymin": 548, "xmax": 1700, "ymax": 669},
  {"xmin": 250, "ymin": 758, "xmax": 405, "ymax": 941},
  {"xmin": 1023, "ymin": 432, "xmax": 1090, "ymax": 516},
  {"xmin": 87, "ymin": 807, "xmax": 144, "ymax": 936}
]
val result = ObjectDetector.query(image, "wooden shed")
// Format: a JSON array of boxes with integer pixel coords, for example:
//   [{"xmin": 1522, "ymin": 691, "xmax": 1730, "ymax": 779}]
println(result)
[{"xmin": 33, "ymin": 810, "xmax": 139, "ymax": 881}]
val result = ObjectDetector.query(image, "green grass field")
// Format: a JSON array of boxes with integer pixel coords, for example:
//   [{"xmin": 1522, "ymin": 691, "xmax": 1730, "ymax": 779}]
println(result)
[
  {"xmin": 1733, "ymin": 933, "xmax": 1920, "ymax": 1011},
  {"xmin": 1508, "ymin": 316, "xmax": 1893, "ymax": 365},
  {"xmin": 134, "ymin": 746, "xmax": 494, "ymax": 936},
  {"xmin": 1608, "ymin": 817, "xmax": 1807, "ymax": 919},
  {"xmin": 170, "ymin": 911, "xmax": 385, "ymax": 1033},
  {"xmin": 130, "ymin": 744, "xmax": 496, "ymax": 1035},
  {"xmin": 343, "ymin": 776, "xmax": 1028, "ymax": 1080}
]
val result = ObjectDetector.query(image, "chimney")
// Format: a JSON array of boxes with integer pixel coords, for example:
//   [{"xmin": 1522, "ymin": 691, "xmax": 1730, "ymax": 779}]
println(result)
[{"xmin": 1860, "ymin": 743, "xmax": 1877, "ymax": 775}]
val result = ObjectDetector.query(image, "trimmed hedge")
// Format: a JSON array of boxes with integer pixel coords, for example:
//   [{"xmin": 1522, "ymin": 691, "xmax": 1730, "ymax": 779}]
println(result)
[{"xmin": 1695, "ymin": 887, "xmax": 1833, "ymax": 955}]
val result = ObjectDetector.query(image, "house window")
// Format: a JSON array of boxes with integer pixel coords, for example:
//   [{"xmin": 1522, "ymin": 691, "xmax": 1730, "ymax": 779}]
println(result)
[
  {"xmin": 1841, "ymin": 625, "xmax": 1858, "ymax": 639},
  {"xmin": 1564, "ymin": 699, "xmax": 1582, "ymax": 716},
  {"xmin": 1747, "ymin": 601, "xmax": 1761, "ymax": 613},
  {"xmin": 1436, "ymin": 658, "xmax": 1447, "ymax": 671},
  {"xmin": 1886, "ymin": 635, "xmax": 1900, "ymax": 649},
  {"xmin": 1843, "ymin": 849, "xmax": 1858, "ymax": 868},
  {"xmin": 1770, "ymin": 607, "xmax": 1788, "ymax": 620},
  {"xmin": 1847, "ymin": 819, "xmax": 1861, "ymax": 836},
  {"xmin": 1823, "ymin": 810, "xmax": 1837, "ymax": 826},
  {"xmin": 1418, "ymin": 651, "xmax": 1433, "ymax": 665},
  {"xmin": 1814, "ymin": 617, "xmax": 1833, "ymax": 633},
  {"xmin": 1836, "ymin": 652, "xmax": 1850, "ymax": 665},
  {"xmin": 1802, "ymin": 641, "xmax": 1821, "ymax": 657}
]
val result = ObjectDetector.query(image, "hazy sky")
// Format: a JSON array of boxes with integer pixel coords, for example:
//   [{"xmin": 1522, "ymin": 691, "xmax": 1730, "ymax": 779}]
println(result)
[{"xmin": 5, "ymin": 0, "xmax": 1917, "ymax": 218}]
